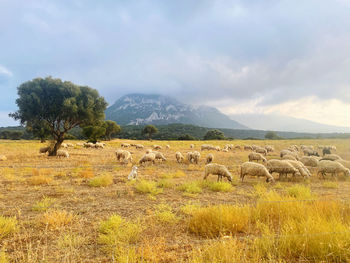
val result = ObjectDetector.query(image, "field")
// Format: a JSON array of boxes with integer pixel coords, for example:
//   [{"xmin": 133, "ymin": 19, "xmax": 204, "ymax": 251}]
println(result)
[{"xmin": 0, "ymin": 139, "xmax": 350, "ymax": 262}]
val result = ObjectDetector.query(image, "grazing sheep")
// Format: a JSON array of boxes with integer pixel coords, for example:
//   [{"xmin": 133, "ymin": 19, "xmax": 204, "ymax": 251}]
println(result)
[
  {"xmin": 240, "ymin": 162, "xmax": 274, "ymax": 182},
  {"xmin": 187, "ymin": 152, "xmax": 193, "ymax": 163},
  {"xmin": 321, "ymin": 154, "xmax": 342, "ymax": 161},
  {"xmin": 121, "ymin": 143, "xmax": 130, "ymax": 148},
  {"xmin": 222, "ymin": 149, "xmax": 228, "ymax": 152},
  {"xmin": 235, "ymin": 145, "xmax": 241, "ymax": 150},
  {"xmin": 322, "ymin": 147, "xmax": 331, "ymax": 156},
  {"xmin": 265, "ymin": 145, "xmax": 274, "ymax": 153},
  {"xmin": 287, "ymin": 160, "xmax": 311, "ymax": 177},
  {"xmin": 204, "ymin": 163, "xmax": 232, "ymax": 182},
  {"xmin": 0, "ymin": 155, "xmax": 7, "ymax": 161},
  {"xmin": 190, "ymin": 144, "xmax": 194, "ymax": 149},
  {"xmin": 192, "ymin": 151, "xmax": 201, "ymax": 164},
  {"xmin": 135, "ymin": 144, "xmax": 144, "ymax": 149},
  {"xmin": 115, "ymin": 149, "xmax": 132, "ymax": 164},
  {"xmin": 84, "ymin": 142, "xmax": 94, "ymax": 148},
  {"xmin": 248, "ymin": 152, "xmax": 267, "ymax": 163},
  {"xmin": 166, "ymin": 145, "xmax": 170, "ymax": 149},
  {"xmin": 317, "ymin": 160, "xmax": 350, "ymax": 178},
  {"xmin": 94, "ymin": 142, "xmax": 104, "ymax": 149},
  {"xmin": 244, "ymin": 145, "xmax": 253, "ymax": 151},
  {"xmin": 153, "ymin": 145, "xmax": 162, "ymax": 150},
  {"xmin": 280, "ymin": 149, "xmax": 294, "ymax": 158},
  {"xmin": 337, "ymin": 160, "xmax": 350, "ymax": 169},
  {"xmin": 66, "ymin": 143, "xmax": 74, "ymax": 147},
  {"xmin": 139, "ymin": 153, "xmax": 156, "ymax": 165},
  {"xmin": 299, "ymin": 156, "xmax": 319, "ymax": 167},
  {"xmin": 39, "ymin": 146, "xmax": 50, "ymax": 154},
  {"xmin": 206, "ymin": 153, "xmax": 214, "ymax": 164},
  {"xmin": 267, "ymin": 159, "xmax": 300, "ymax": 178},
  {"xmin": 57, "ymin": 150, "xmax": 69, "ymax": 158},
  {"xmin": 153, "ymin": 151, "xmax": 167, "ymax": 162},
  {"xmin": 282, "ymin": 154, "xmax": 297, "ymax": 161},
  {"xmin": 127, "ymin": 166, "xmax": 138, "ymax": 180},
  {"xmin": 145, "ymin": 149, "xmax": 152, "ymax": 154},
  {"xmin": 175, "ymin": 152, "xmax": 184, "ymax": 163},
  {"xmin": 255, "ymin": 147, "xmax": 267, "ymax": 156},
  {"xmin": 215, "ymin": 146, "xmax": 221, "ymax": 151},
  {"xmin": 76, "ymin": 142, "xmax": 84, "ymax": 146},
  {"xmin": 61, "ymin": 143, "xmax": 68, "ymax": 148},
  {"xmin": 303, "ymin": 148, "xmax": 319, "ymax": 157},
  {"xmin": 201, "ymin": 144, "xmax": 214, "ymax": 151}
]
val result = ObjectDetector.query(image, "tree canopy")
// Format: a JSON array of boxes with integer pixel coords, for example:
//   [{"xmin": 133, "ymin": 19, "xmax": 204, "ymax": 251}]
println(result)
[
  {"xmin": 142, "ymin": 125, "xmax": 158, "ymax": 140},
  {"xmin": 104, "ymin": 120, "xmax": 121, "ymax": 140},
  {"xmin": 203, "ymin": 129, "xmax": 226, "ymax": 140},
  {"xmin": 10, "ymin": 77, "xmax": 107, "ymax": 155}
]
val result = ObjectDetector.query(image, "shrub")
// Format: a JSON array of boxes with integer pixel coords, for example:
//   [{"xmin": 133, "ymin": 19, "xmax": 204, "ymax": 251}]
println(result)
[
  {"xmin": 322, "ymin": 181, "xmax": 339, "ymax": 189},
  {"xmin": 98, "ymin": 214, "xmax": 143, "ymax": 254},
  {"xmin": 27, "ymin": 175, "xmax": 53, "ymax": 185},
  {"xmin": 286, "ymin": 184, "xmax": 313, "ymax": 199},
  {"xmin": 156, "ymin": 179, "xmax": 173, "ymax": 189},
  {"xmin": 204, "ymin": 181, "xmax": 233, "ymax": 192},
  {"xmin": 40, "ymin": 210, "xmax": 74, "ymax": 229},
  {"xmin": 88, "ymin": 174, "xmax": 113, "ymax": 187},
  {"xmin": 0, "ymin": 216, "xmax": 17, "ymax": 240},
  {"xmin": 178, "ymin": 181, "xmax": 202, "ymax": 195},
  {"xmin": 155, "ymin": 204, "xmax": 178, "ymax": 225},
  {"xmin": 32, "ymin": 197, "xmax": 55, "ymax": 212},
  {"xmin": 188, "ymin": 205, "xmax": 251, "ymax": 237},
  {"xmin": 134, "ymin": 180, "xmax": 163, "ymax": 196}
]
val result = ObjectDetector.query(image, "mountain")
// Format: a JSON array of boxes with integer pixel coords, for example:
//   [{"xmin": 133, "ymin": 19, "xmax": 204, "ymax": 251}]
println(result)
[
  {"xmin": 230, "ymin": 114, "xmax": 350, "ymax": 133},
  {"xmin": 105, "ymin": 93, "xmax": 249, "ymax": 129}
]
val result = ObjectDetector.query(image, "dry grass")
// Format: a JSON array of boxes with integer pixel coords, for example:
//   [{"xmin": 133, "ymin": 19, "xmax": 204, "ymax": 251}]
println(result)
[{"xmin": 0, "ymin": 138, "xmax": 350, "ymax": 262}]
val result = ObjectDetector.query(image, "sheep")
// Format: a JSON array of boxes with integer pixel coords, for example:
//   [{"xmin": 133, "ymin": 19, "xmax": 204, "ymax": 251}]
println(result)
[
  {"xmin": 153, "ymin": 151, "xmax": 167, "ymax": 162},
  {"xmin": 39, "ymin": 146, "xmax": 50, "ymax": 154},
  {"xmin": 235, "ymin": 145, "xmax": 241, "ymax": 150},
  {"xmin": 0, "ymin": 155, "xmax": 7, "ymax": 161},
  {"xmin": 187, "ymin": 151, "xmax": 200, "ymax": 164},
  {"xmin": 139, "ymin": 153, "xmax": 156, "ymax": 165},
  {"xmin": 175, "ymin": 152, "xmax": 184, "ymax": 163},
  {"xmin": 121, "ymin": 143, "xmax": 130, "ymax": 148},
  {"xmin": 248, "ymin": 152, "xmax": 267, "ymax": 163},
  {"xmin": 280, "ymin": 149, "xmax": 294, "ymax": 158},
  {"xmin": 317, "ymin": 160, "xmax": 350, "ymax": 178},
  {"xmin": 61, "ymin": 143, "xmax": 68, "ymax": 148},
  {"xmin": 153, "ymin": 145, "xmax": 162, "ymax": 150},
  {"xmin": 255, "ymin": 147, "xmax": 267, "ymax": 156},
  {"xmin": 215, "ymin": 146, "xmax": 221, "ymax": 152},
  {"xmin": 166, "ymin": 145, "xmax": 170, "ymax": 149},
  {"xmin": 84, "ymin": 142, "xmax": 94, "ymax": 148},
  {"xmin": 222, "ymin": 149, "xmax": 228, "ymax": 152},
  {"xmin": 244, "ymin": 145, "xmax": 253, "ymax": 151},
  {"xmin": 303, "ymin": 148, "xmax": 319, "ymax": 157},
  {"xmin": 145, "ymin": 149, "xmax": 153, "ymax": 154},
  {"xmin": 288, "ymin": 145, "xmax": 299, "ymax": 152},
  {"xmin": 201, "ymin": 144, "xmax": 214, "ymax": 151},
  {"xmin": 66, "ymin": 143, "xmax": 74, "ymax": 147},
  {"xmin": 240, "ymin": 162, "xmax": 275, "ymax": 182},
  {"xmin": 299, "ymin": 156, "xmax": 319, "ymax": 167},
  {"xmin": 287, "ymin": 160, "xmax": 311, "ymax": 177},
  {"xmin": 76, "ymin": 142, "xmax": 84, "ymax": 146},
  {"xmin": 190, "ymin": 144, "xmax": 194, "ymax": 149},
  {"xmin": 322, "ymin": 147, "xmax": 331, "ymax": 156},
  {"xmin": 265, "ymin": 145, "xmax": 274, "ymax": 153},
  {"xmin": 282, "ymin": 154, "xmax": 297, "ymax": 161},
  {"xmin": 57, "ymin": 150, "xmax": 69, "ymax": 158},
  {"xmin": 338, "ymin": 160, "xmax": 350, "ymax": 169},
  {"xmin": 267, "ymin": 159, "xmax": 300, "ymax": 178},
  {"xmin": 206, "ymin": 153, "xmax": 214, "ymax": 164},
  {"xmin": 127, "ymin": 166, "xmax": 138, "ymax": 180},
  {"xmin": 135, "ymin": 144, "xmax": 144, "ymax": 149},
  {"xmin": 203, "ymin": 163, "xmax": 232, "ymax": 182},
  {"xmin": 115, "ymin": 149, "xmax": 132, "ymax": 164},
  {"xmin": 321, "ymin": 154, "xmax": 342, "ymax": 161},
  {"xmin": 94, "ymin": 142, "xmax": 104, "ymax": 149}
]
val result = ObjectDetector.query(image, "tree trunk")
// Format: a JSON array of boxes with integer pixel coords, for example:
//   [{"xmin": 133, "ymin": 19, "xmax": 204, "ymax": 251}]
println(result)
[
  {"xmin": 49, "ymin": 134, "xmax": 64, "ymax": 156},
  {"xmin": 40, "ymin": 138, "xmax": 46, "ymax": 143}
]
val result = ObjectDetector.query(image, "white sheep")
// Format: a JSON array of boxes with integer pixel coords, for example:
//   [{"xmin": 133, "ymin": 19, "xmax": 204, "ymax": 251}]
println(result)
[
  {"xmin": 139, "ymin": 153, "xmax": 156, "ymax": 165},
  {"xmin": 204, "ymin": 163, "xmax": 232, "ymax": 182},
  {"xmin": 206, "ymin": 153, "xmax": 214, "ymax": 164},
  {"xmin": 299, "ymin": 156, "xmax": 319, "ymax": 167},
  {"xmin": 317, "ymin": 160, "xmax": 350, "ymax": 178},
  {"xmin": 240, "ymin": 162, "xmax": 274, "ymax": 182},
  {"xmin": 175, "ymin": 152, "xmax": 184, "ymax": 163},
  {"xmin": 235, "ymin": 145, "xmax": 241, "ymax": 150},
  {"xmin": 190, "ymin": 144, "xmax": 194, "ymax": 149},
  {"xmin": 265, "ymin": 145, "xmax": 274, "ymax": 153},
  {"xmin": 192, "ymin": 151, "xmax": 201, "ymax": 164},
  {"xmin": 244, "ymin": 145, "xmax": 253, "ymax": 151},
  {"xmin": 201, "ymin": 144, "xmax": 214, "ymax": 151},
  {"xmin": 215, "ymin": 146, "xmax": 221, "ymax": 152},
  {"xmin": 121, "ymin": 143, "xmax": 130, "ymax": 148},
  {"xmin": 337, "ymin": 159, "xmax": 350, "ymax": 169},
  {"xmin": 166, "ymin": 145, "xmax": 170, "ymax": 149},
  {"xmin": 57, "ymin": 150, "xmax": 69, "ymax": 158},
  {"xmin": 94, "ymin": 142, "xmax": 104, "ymax": 149},
  {"xmin": 321, "ymin": 154, "xmax": 342, "ymax": 161},
  {"xmin": 282, "ymin": 154, "xmax": 297, "ymax": 161},
  {"xmin": 115, "ymin": 149, "xmax": 132, "ymax": 164},
  {"xmin": 287, "ymin": 160, "xmax": 311, "ymax": 177},
  {"xmin": 153, "ymin": 145, "xmax": 162, "ymax": 150},
  {"xmin": 127, "ymin": 166, "xmax": 138, "ymax": 180},
  {"xmin": 153, "ymin": 151, "xmax": 167, "ymax": 162},
  {"xmin": 61, "ymin": 143, "xmax": 68, "ymax": 148},
  {"xmin": 255, "ymin": 147, "xmax": 267, "ymax": 156},
  {"xmin": 248, "ymin": 152, "xmax": 267, "ymax": 163},
  {"xmin": 0, "ymin": 155, "xmax": 7, "ymax": 161},
  {"xmin": 135, "ymin": 144, "xmax": 144, "ymax": 149},
  {"xmin": 222, "ymin": 149, "xmax": 228, "ymax": 152},
  {"xmin": 39, "ymin": 146, "xmax": 50, "ymax": 154},
  {"xmin": 66, "ymin": 143, "xmax": 74, "ymax": 147},
  {"xmin": 267, "ymin": 159, "xmax": 300, "ymax": 178}
]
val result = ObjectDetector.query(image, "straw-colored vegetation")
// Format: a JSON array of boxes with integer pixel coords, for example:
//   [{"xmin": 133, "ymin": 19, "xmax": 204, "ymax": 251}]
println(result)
[{"xmin": 0, "ymin": 138, "xmax": 349, "ymax": 262}]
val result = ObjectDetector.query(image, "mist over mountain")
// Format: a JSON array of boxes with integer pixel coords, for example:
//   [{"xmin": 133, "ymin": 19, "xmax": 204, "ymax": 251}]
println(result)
[
  {"xmin": 105, "ymin": 94, "xmax": 248, "ymax": 130},
  {"xmin": 230, "ymin": 114, "xmax": 350, "ymax": 133}
]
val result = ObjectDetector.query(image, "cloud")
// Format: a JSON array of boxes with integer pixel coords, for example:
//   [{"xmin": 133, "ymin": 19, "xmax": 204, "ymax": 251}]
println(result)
[{"xmin": 0, "ymin": 0, "xmax": 349, "ymax": 127}]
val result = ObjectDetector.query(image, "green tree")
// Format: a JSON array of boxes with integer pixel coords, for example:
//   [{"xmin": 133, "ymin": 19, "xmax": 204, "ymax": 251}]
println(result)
[
  {"xmin": 82, "ymin": 124, "xmax": 106, "ymax": 143},
  {"xmin": 178, "ymin": 134, "xmax": 196, "ymax": 140},
  {"xmin": 264, "ymin": 131, "xmax": 282, "ymax": 140},
  {"xmin": 10, "ymin": 77, "xmax": 107, "ymax": 155},
  {"xmin": 142, "ymin": 125, "xmax": 158, "ymax": 140},
  {"xmin": 203, "ymin": 129, "xmax": 226, "ymax": 140},
  {"xmin": 26, "ymin": 120, "xmax": 51, "ymax": 142},
  {"xmin": 104, "ymin": 120, "xmax": 121, "ymax": 140}
]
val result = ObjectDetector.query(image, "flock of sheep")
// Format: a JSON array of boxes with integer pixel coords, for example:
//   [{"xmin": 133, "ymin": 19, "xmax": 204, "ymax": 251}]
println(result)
[{"xmin": 36, "ymin": 141, "xmax": 350, "ymax": 183}]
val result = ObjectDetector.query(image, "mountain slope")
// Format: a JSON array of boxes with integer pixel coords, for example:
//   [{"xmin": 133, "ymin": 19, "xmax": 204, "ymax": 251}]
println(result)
[
  {"xmin": 106, "ymin": 93, "xmax": 248, "ymax": 129},
  {"xmin": 230, "ymin": 114, "xmax": 350, "ymax": 133}
]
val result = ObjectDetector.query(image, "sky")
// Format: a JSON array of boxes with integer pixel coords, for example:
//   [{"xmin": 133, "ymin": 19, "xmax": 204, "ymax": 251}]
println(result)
[{"xmin": 1, "ymin": 0, "xmax": 350, "ymax": 128}]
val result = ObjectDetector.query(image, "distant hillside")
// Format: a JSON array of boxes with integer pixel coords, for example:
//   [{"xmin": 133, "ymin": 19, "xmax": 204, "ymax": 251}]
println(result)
[
  {"xmin": 105, "ymin": 93, "xmax": 248, "ymax": 130},
  {"xmin": 230, "ymin": 114, "xmax": 350, "ymax": 133}
]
